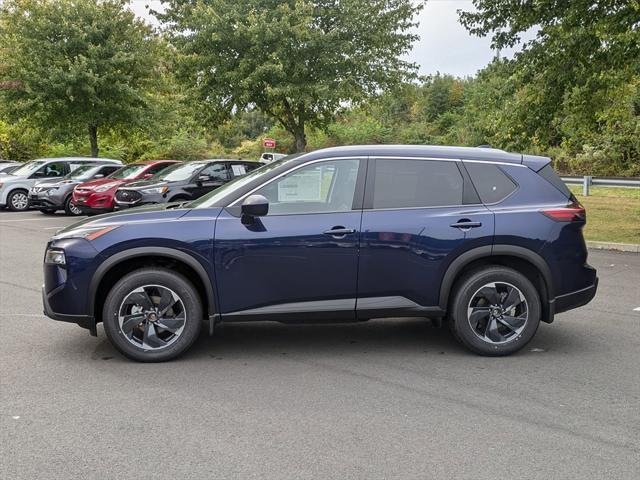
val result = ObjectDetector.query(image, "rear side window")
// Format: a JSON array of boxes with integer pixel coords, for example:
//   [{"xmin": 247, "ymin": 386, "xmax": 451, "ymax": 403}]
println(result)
[
  {"xmin": 465, "ymin": 163, "xmax": 517, "ymax": 204},
  {"xmin": 538, "ymin": 164, "xmax": 571, "ymax": 198},
  {"xmin": 372, "ymin": 159, "xmax": 463, "ymax": 209}
]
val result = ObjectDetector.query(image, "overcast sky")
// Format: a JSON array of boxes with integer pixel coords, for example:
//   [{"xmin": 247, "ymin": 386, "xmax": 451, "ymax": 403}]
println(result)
[{"xmin": 129, "ymin": 0, "xmax": 525, "ymax": 78}]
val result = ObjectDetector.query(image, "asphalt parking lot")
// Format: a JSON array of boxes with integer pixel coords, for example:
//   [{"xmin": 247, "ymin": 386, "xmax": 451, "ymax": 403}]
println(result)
[{"xmin": 1, "ymin": 210, "xmax": 639, "ymax": 479}]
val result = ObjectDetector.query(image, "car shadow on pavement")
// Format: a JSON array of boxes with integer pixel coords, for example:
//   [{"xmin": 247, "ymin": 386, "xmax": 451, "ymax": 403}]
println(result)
[{"xmin": 70, "ymin": 316, "xmax": 594, "ymax": 363}]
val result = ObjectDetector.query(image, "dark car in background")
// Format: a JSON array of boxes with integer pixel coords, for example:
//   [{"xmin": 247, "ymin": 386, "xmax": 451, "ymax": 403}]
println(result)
[
  {"xmin": 114, "ymin": 159, "xmax": 261, "ymax": 209},
  {"xmin": 43, "ymin": 145, "xmax": 597, "ymax": 362},
  {"xmin": 72, "ymin": 160, "xmax": 179, "ymax": 215},
  {"xmin": 29, "ymin": 162, "xmax": 123, "ymax": 215}
]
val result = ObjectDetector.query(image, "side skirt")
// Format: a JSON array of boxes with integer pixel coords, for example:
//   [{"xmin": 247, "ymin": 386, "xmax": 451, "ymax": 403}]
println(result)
[{"xmin": 220, "ymin": 297, "xmax": 445, "ymax": 324}]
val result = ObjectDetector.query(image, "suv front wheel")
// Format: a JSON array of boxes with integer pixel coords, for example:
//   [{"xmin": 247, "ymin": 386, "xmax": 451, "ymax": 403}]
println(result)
[
  {"xmin": 449, "ymin": 266, "xmax": 541, "ymax": 356},
  {"xmin": 102, "ymin": 268, "xmax": 203, "ymax": 362}
]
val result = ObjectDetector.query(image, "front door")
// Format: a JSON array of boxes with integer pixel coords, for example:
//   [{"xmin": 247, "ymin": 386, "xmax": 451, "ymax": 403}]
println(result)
[
  {"xmin": 214, "ymin": 158, "xmax": 365, "ymax": 321},
  {"xmin": 356, "ymin": 157, "xmax": 494, "ymax": 318}
]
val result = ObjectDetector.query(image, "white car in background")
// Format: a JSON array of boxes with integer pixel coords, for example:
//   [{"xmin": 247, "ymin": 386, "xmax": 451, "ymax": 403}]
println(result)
[
  {"xmin": 0, "ymin": 157, "xmax": 121, "ymax": 211},
  {"xmin": 259, "ymin": 152, "xmax": 287, "ymax": 163}
]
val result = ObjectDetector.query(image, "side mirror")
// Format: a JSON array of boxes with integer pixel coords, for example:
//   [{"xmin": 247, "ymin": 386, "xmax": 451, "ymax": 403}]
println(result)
[
  {"xmin": 143, "ymin": 173, "xmax": 153, "ymax": 179},
  {"xmin": 94, "ymin": 174, "xmax": 104, "ymax": 179},
  {"xmin": 198, "ymin": 174, "xmax": 211, "ymax": 182},
  {"xmin": 31, "ymin": 171, "xmax": 45, "ymax": 178},
  {"xmin": 241, "ymin": 194, "xmax": 269, "ymax": 225}
]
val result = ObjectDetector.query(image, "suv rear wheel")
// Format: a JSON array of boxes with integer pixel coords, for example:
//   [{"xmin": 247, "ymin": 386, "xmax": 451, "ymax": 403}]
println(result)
[
  {"xmin": 102, "ymin": 268, "xmax": 203, "ymax": 362},
  {"xmin": 449, "ymin": 266, "xmax": 540, "ymax": 356}
]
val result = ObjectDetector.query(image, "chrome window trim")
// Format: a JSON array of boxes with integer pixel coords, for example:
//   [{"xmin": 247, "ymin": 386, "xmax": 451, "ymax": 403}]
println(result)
[{"xmin": 227, "ymin": 155, "xmax": 526, "ymax": 209}]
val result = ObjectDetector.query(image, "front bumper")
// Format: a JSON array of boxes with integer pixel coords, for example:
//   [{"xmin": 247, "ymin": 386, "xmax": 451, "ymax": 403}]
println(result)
[{"xmin": 42, "ymin": 285, "xmax": 96, "ymax": 335}]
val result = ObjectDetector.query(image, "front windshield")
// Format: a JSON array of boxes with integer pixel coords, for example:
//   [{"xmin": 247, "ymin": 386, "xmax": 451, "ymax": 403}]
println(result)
[
  {"xmin": 155, "ymin": 162, "xmax": 205, "ymax": 182},
  {"xmin": 108, "ymin": 164, "xmax": 148, "ymax": 180},
  {"xmin": 11, "ymin": 160, "xmax": 46, "ymax": 176},
  {"xmin": 189, "ymin": 155, "xmax": 299, "ymax": 208},
  {"xmin": 67, "ymin": 165, "xmax": 97, "ymax": 180}
]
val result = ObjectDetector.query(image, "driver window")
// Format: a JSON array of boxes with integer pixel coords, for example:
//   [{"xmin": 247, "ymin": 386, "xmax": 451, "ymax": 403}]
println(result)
[
  {"xmin": 40, "ymin": 162, "xmax": 65, "ymax": 177},
  {"xmin": 200, "ymin": 163, "xmax": 230, "ymax": 182},
  {"xmin": 255, "ymin": 159, "xmax": 360, "ymax": 215}
]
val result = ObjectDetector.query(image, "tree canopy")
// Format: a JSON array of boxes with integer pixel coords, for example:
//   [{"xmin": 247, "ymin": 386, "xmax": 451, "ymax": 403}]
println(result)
[
  {"xmin": 0, "ymin": 0, "xmax": 158, "ymax": 156},
  {"xmin": 157, "ymin": 0, "xmax": 423, "ymax": 152}
]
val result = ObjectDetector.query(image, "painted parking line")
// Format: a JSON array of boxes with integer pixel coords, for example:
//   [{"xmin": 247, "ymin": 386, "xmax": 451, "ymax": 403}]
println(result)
[
  {"xmin": 0, "ymin": 217, "xmax": 68, "ymax": 223},
  {"xmin": 634, "ymin": 307, "xmax": 640, "ymax": 312}
]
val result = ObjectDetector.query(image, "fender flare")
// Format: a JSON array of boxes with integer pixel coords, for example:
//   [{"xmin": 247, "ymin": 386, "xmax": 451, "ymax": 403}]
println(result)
[
  {"xmin": 438, "ymin": 244, "xmax": 554, "ymax": 310},
  {"xmin": 88, "ymin": 246, "xmax": 216, "ymax": 318}
]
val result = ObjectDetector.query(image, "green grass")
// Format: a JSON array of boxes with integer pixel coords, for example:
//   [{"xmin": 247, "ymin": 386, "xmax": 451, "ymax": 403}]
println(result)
[{"xmin": 568, "ymin": 185, "xmax": 640, "ymax": 244}]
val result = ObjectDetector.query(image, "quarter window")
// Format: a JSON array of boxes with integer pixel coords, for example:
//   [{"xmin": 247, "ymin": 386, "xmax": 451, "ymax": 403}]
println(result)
[
  {"xmin": 254, "ymin": 159, "xmax": 360, "ymax": 215},
  {"xmin": 371, "ymin": 159, "xmax": 464, "ymax": 209},
  {"xmin": 465, "ymin": 163, "xmax": 517, "ymax": 204}
]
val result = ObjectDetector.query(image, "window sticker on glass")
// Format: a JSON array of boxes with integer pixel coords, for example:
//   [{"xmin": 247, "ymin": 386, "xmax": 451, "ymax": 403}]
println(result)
[
  {"xmin": 231, "ymin": 164, "xmax": 246, "ymax": 176},
  {"xmin": 278, "ymin": 169, "xmax": 322, "ymax": 202}
]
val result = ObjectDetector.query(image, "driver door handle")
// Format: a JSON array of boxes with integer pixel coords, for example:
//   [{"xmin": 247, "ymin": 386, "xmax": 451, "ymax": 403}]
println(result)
[
  {"xmin": 450, "ymin": 219, "xmax": 482, "ymax": 229},
  {"xmin": 323, "ymin": 227, "xmax": 356, "ymax": 237}
]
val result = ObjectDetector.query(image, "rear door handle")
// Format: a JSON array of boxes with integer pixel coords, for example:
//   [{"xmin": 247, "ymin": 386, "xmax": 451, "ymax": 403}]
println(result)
[
  {"xmin": 450, "ymin": 219, "xmax": 482, "ymax": 230},
  {"xmin": 323, "ymin": 226, "xmax": 356, "ymax": 237}
]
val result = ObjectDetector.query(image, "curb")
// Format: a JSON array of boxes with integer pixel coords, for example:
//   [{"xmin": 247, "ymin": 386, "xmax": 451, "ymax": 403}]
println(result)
[{"xmin": 586, "ymin": 241, "xmax": 640, "ymax": 253}]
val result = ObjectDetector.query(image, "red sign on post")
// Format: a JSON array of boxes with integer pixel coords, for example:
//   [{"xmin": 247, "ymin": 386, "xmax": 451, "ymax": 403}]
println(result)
[{"xmin": 263, "ymin": 138, "xmax": 276, "ymax": 148}]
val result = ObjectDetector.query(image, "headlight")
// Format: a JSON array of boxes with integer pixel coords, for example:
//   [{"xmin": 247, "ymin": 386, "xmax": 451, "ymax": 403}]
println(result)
[
  {"xmin": 94, "ymin": 183, "xmax": 117, "ymax": 192},
  {"xmin": 45, "ymin": 248, "xmax": 66, "ymax": 265},
  {"xmin": 141, "ymin": 186, "xmax": 169, "ymax": 194},
  {"xmin": 53, "ymin": 225, "xmax": 119, "ymax": 241}
]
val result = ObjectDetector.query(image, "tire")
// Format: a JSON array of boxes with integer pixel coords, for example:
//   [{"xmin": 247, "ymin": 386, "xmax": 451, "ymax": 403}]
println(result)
[
  {"xmin": 7, "ymin": 189, "xmax": 29, "ymax": 211},
  {"xmin": 169, "ymin": 195, "xmax": 189, "ymax": 203},
  {"xmin": 102, "ymin": 268, "xmax": 203, "ymax": 362},
  {"xmin": 40, "ymin": 208, "xmax": 57, "ymax": 215},
  {"xmin": 63, "ymin": 195, "xmax": 83, "ymax": 216},
  {"xmin": 448, "ymin": 266, "xmax": 540, "ymax": 356}
]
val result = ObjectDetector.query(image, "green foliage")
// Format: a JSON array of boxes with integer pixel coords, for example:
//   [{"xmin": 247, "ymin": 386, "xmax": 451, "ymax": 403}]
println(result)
[
  {"xmin": 0, "ymin": 0, "xmax": 638, "ymax": 175},
  {"xmin": 158, "ymin": 0, "xmax": 423, "ymax": 151},
  {"xmin": 0, "ymin": 0, "xmax": 159, "ymax": 156}
]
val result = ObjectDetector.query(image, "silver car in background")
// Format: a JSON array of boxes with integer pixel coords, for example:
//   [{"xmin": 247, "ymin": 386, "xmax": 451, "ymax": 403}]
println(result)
[
  {"xmin": 0, "ymin": 157, "xmax": 120, "ymax": 211},
  {"xmin": 29, "ymin": 162, "xmax": 123, "ymax": 215}
]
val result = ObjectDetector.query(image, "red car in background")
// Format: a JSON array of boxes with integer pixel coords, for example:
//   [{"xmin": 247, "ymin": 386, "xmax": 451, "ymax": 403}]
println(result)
[{"xmin": 72, "ymin": 160, "xmax": 180, "ymax": 215}]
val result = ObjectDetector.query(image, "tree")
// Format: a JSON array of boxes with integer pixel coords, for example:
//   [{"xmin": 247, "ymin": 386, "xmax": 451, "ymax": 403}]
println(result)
[
  {"xmin": 458, "ymin": 1, "xmax": 640, "ymax": 147},
  {"xmin": 157, "ymin": 0, "xmax": 423, "ymax": 152},
  {"xmin": 0, "ymin": 0, "xmax": 158, "ymax": 157}
]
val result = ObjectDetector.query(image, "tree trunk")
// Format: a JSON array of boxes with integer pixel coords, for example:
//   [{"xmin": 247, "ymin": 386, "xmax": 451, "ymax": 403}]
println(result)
[
  {"xmin": 293, "ymin": 127, "xmax": 306, "ymax": 153},
  {"xmin": 88, "ymin": 124, "xmax": 99, "ymax": 157}
]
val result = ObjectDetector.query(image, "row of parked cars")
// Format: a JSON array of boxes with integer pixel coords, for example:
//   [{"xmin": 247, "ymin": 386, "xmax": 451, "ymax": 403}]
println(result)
[{"xmin": 0, "ymin": 157, "xmax": 262, "ymax": 215}]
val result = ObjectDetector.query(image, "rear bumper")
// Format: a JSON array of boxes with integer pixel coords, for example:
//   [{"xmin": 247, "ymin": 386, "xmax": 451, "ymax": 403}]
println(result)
[
  {"xmin": 42, "ymin": 285, "xmax": 96, "ymax": 335},
  {"xmin": 554, "ymin": 277, "xmax": 598, "ymax": 314}
]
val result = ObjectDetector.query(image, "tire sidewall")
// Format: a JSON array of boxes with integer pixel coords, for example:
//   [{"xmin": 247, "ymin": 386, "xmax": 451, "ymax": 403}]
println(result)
[
  {"xmin": 451, "ymin": 267, "xmax": 541, "ymax": 356},
  {"xmin": 64, "ymin": 195, "xmax": 82, "ymax": 216},
  {"xmin": 102, "ymin": 268, "xmax": 203, "ymax": 362},
  {"xmin": 8, "ymin": 189, "xmax": 29, "ymax": 211}
]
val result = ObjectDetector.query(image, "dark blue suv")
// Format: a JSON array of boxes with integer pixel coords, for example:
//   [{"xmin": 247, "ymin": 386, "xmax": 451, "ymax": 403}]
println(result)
[{"xmin": 43, "ymin": 146, "xmax": 598, "ymax": 361}]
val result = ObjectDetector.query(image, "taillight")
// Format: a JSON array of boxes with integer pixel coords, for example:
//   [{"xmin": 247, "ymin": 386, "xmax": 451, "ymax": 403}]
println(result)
[{"xmin": 541, "ymin": 199, "xmax": 586, "ymax": 222}]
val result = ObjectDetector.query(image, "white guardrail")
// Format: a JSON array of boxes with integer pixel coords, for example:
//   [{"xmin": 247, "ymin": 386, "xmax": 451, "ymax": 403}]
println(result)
[{"xmin": 561, "ymin": 176, "xmax": 640, "ymax": 196}]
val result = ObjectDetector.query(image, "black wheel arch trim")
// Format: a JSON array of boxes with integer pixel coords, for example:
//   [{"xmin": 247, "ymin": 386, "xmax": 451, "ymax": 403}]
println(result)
[
  {"xmin": 88, "ymin": 246, "xmax": 217, "ymax": 319},
  {"xmin": 438, "ymin": 244, "xmax": 555, "ymax": 313}
]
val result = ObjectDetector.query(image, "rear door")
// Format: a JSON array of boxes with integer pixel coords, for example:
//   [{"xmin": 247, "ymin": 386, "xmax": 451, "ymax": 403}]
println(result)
[{"xmin": 356, "ymin": 157, "xmax": 494, "ymax": 317}]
